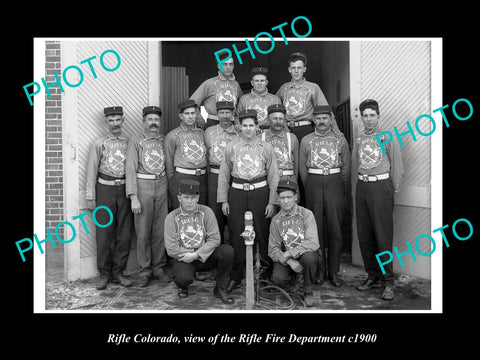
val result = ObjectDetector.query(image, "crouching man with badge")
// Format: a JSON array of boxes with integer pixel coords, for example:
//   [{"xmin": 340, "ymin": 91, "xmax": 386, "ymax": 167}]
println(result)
[
  {"xmin": 164, "ymin": 179, "xmax": 235, "ymax": 305},
  {"xmin": 268, "ymin": 179, "xmax": 320, "ymax": 307}
]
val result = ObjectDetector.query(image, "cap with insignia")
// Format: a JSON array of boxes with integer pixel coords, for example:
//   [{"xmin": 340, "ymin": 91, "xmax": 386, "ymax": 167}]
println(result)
[
  {"xmin": 238, "ymin": 109, "xmax": 258, "ymax": 120},
  {"xmin": 276, "ymin": 179, "xmax": 298, "ymax": 194},
  {"xmin": 104, "ymin": 106, "xmax": 123, "ymax": 116},
  {"xmin": 178, "ymin": 99, "xmax": 198, "ymax": 113},
  {"xmin": 313, "ymin": 105, "xmax": 334, "ymax": 115},
  {"xmin": 142, "ymin": 106, "xmax": 162, "ymax": 117},
  {"xmin": 251, "ymin": 67, "xmax": 268, "ymax": 78},
  {"xmin": 178, "ymin": 179, "xmax": 200, "ymax": 195},
  {"xmin": 289, "ymin": 52, "xmax": 307, "ymax": 65},
  {"xmin": 216, "ymin": 101, "xmax": 235, "ymax": 111},
  {"xmin": 359, "ymin": 99, "xmax": 379, "ymax": 114},
  {"xmin": 267, "ymin": 104, "xmax": 286, "ymax": 115}
]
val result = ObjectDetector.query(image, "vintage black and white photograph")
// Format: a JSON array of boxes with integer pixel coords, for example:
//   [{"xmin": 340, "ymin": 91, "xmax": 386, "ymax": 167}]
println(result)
[{"xmin": 30, "ymin": 38, "xmax": 442, "ymax": 313}]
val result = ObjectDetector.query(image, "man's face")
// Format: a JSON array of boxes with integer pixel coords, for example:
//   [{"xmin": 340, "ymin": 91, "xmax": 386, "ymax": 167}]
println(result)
[
  {"xmin": 240, "ymin": 118, "xmax": 257, "ymax": 139},
  {"xmin": 251, "ymin": 74, "xmax": 267, "ymax": 93},
  {"xmin": 105, "ymin": 114, "xmax": 124, "ymax": 136},
  {"xmin": 361, "ymin": 108, "xmax": 380, "ymax": 130},
  {"xmin": 313, "ymin": 113, "xmax": 331, "ymax": 132},
  {"xmin": 288, "ymin": 60, "xmax": 306, "ymax": 81},
  {"xmin": 143, "ymin": 113, "xmax": 161, "ymax": 133},
  {"xmin": 179, "ymin": 107, "xmax": 197, "ymax": 127},
  {"xmin": 178, "ymin": 194, "xmax": 199, "ymax": 212},
  {"xmin": 218, "ymin": 58, "xmax": 234, "ymax": 76},
  {"xmin": 278, "ymin": 190, "xmax": 297, "ymax": 212},
  {"xmin": 269, "ymin": 112, "xmax": 286, "ymax": 131},
  {"xmin": 217, "ymin": 109, "xmax": 233, "ymax": 127}
]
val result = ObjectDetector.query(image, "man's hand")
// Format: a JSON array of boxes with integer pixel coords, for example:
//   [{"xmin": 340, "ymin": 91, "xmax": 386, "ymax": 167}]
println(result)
[
  {"xmin": 85, "ymin": 200, "xmax": 96, "ymax": 210},
  {"xmin": 279, "ymin": 251, "xmax": 291, "ymax": 265},
  {"xmin": 130, "ymin": 195, "xmax": 142, "ymax": 215},
  {"xmin": 265, "ymin": 204, "xmax": 276, "ymax": 218},
  {"xmin": 222, "ymin": 202, "xmax": 230, "ymax": 216},
  {"xmin": 286, "ymin": 258, "xmax": 303, "ymax": 273},
  {"xmin": 178, "ymin": 252, "xmax": 200, "ymax": 264}
]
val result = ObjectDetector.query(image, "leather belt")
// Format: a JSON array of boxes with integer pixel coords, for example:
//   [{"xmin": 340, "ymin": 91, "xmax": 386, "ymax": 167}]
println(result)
[
  {"xmin": 288, "ymin": 120, "xmax": 311, "ymax": 128},
  {"xmin": 308, "ymin": 167, "xmax": 340, "ymax": 175},
  {"xmin": 98, "ymin": 177, "xmax": 126, "ymax": 186},
  {"xmin": 358, "ymin": 173, "xmax": 390, "ymax": 182},
  {"xmin": 279, "ymin": 169, "xmax": 294, "ymax": 176},
  {"xmin": 136, "ymin": 171, "xmax": 165, "ymax": 180},
  {"xmin": 232, "ymin": 180, "xmax": 267, "ymax": 191},
  {"xmin": 176, "ymin": 167, "xmax": 207, "ymax": 176}
]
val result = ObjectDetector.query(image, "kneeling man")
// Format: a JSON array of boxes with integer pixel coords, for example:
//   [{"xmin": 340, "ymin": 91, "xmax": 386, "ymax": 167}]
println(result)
[
  {"xmin": 268, "ymin": 179, "xmax": 320, "ymax": 307},
  {"xmin": 164, "ymin": 179, "xmax": 235, "ymax": 305}
]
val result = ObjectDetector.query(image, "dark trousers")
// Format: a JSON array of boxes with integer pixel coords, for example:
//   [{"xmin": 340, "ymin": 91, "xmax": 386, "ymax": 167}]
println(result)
[
  {"xmin": 135, "ymin": 176, "xmax": 169, "ymax": 277},
  {"xmin": 271, "ymin": 251, "xmax": 319, "ymax": 294},
  {"xmin": 228, "ymin": 185, "xmax": 271, "ymax": 282},
  {"xmin": 95, "ymin": 175, "xmax": 133, "ymax": 279},
  {"xmin": 168, "ymin": 171, "xmax": 208, "ymax": 210},
  {"xmin": 289, "ymin": 122, "xmax": 313, "ymax": 206},
  {"xmin": 172, "ymin": 244, "xmax": 234, "ymax": 290},
  {"xmin": 305, "ymin": 173, "xmax": 345, "ymax": 278},
  {"xmin": 355, "ymin": 179, "xmax": 395, "ymax": 286},
  {"xmin": 207, "ymin": 171, "xmax": 227, "ymax": 243}
]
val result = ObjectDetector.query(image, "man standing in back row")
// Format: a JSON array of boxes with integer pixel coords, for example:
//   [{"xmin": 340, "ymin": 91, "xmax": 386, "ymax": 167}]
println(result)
[{"xmin": 276, "ymin": 52, "xmax": 329, "ymax": 205}]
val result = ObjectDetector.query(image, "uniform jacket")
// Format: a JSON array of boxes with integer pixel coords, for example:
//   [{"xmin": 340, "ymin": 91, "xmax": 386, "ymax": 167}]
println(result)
[
  {"xmin": 237, "ymin": 89, "xmax": 281, "ymax": 127},
  {"xmin": 204, "ymin": 123, "xmax": 239, "ymax": 166},
  {"xmin": 164, "ymin": 204, "xmax": 220, "ymax": 263},
  {"xmin": 261, "ymin": 129, "xmax": 299, "ymax": 179}
]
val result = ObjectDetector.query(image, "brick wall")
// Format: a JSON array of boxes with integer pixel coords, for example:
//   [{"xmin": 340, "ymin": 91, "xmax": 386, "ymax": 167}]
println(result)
[{"xmin": 45, "ymin": 41, "xmax": 64, "ymax": 268}]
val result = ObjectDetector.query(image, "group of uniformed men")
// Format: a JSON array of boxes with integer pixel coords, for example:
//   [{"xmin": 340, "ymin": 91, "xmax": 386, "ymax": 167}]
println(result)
[{"xmin": 85, "ymin": 51, "xmax": 404, "ymax": 308}]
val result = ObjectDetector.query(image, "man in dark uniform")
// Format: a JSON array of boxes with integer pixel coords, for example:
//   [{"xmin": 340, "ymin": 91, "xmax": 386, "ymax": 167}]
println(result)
[
  {"xmin": 354, "ymin": 99, "xmax": 404, "ymax": 300},
  {"xmin": 204, "ymin": 101, "xmax": 240, "ymax": 243},
  {"xmin": 237, "ymin": 67, "xmax": 282, "ymax": 131},
  {"xmin": 261, "ymin": 104, "xmax": 299, "ymax": 183},
  {"xmin": 299, "ymin": 105, "xmax": 351, "ymax": 287},
  {"xmin": 165, "ymin": 99, "xmax": 208, "ymax": 210},
  {"xmin": 268, "ymin": 179, "xmax": 320, "ymax": 307},
  {"xmin": 276, "ymin": 52, "xmax": 329, "ymax": 206},
  {"xmin": 190, "ymin": 57, "xmax": 243, "ymax": 129},
  {"xmin": 86, "ymin": 106, "xmax": 133, "ymax": 290},
  {"xmin": 126, "ymin": 105, "xmax": 171, "ymax": 287},
  {"xmin": 217, "ymin": 109, "xmax": 279, "ymax": 292},
  {"xmin": 164, "ymin": 179, "xmax": 235, "ymax": 305}
]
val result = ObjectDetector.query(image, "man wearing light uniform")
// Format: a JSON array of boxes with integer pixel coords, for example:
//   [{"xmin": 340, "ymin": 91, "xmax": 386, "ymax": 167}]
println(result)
[
  {"xmin": 268, "ymin": 179, "xmax": 320, "ymax": 307},
  {"xmin": 276, "ymin": 52, "xmax": 329, "ymax": 206},
  {"xmin": 126, "ymin": 106, "xmax": 171, "ymax": 287},
  {"xmin": 190, "ymin": 57, "xmax": 243, "ymax": 129},
  {"xmin": 217, "ymin": 109, "xmax": 279, "ymax": 292},
  {"xmin": 261, "ymin": 104, "xmax": 299, "ymax": 183},
  {"xmin": 164, "ymin": 179, "xmax": 235, "ymax": 305},
  {"xmin": 354, "ymin": 99, "xmax": 404, "ymax": 300},
  {"xmin": 86, "ymin": 106, "xmax": 133, "ymax": 290},
  {"xmin": 204, "ymin": 101, "xmax": 240, "ymax": 243},
  {"xmin": 165, "ymin": 99, "xmax": 208, "ymax": 210},
  {"xmin": 299, "ymin": 105, "xmax": 350, "ymax": 287},
  {"xmin": 237, "ymin": 67, "xmax": 282, "ymax": 131}
]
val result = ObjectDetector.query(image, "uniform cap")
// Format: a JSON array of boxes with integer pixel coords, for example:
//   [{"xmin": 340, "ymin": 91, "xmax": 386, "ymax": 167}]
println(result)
[
  {"xmin": 267, "ymin": 104, "xmax": 286, "ymax": 115},
  {"xmin": 359, "ymin": 99, "xmax": 379, "ymax": 114},
  {"xmin": 313, "ymin": 105, "xmax": 334, "ymax": 115},
  {"xmin": 177, "ymin": 99, "xmax": 198, "ymax": 113},
  {"xmin": 251, "ymin": 67, "xmax": 268, "ymax": 78},
  {"xmin": 289, "ymin": 52, "xmax": 307, "ymax": 65},
  {"xmin": 238, "ymin": 109, "xmax": 257, "ymax": 120},
  {"xmin": 104, "ymin": 106, "xmax": 123, "ymax": 116},
  {"xmin": 276, "ymin": 179, "xmax": 298, "ymax": 194},
  {"xmin": 142, "ymin": 106, "xmax": 162, "ymax": 117},
  {"xmin": 216, "ymin": 101, "xmax": 235, "ymax": 111},
  {"xmin": 178, "ymin": 179, "xmax": 200, "ymax": 195}
]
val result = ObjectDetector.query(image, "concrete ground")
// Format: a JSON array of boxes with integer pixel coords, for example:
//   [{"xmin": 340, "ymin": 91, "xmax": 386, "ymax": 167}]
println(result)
[{"xmin": 45, "ymin": 259, "xmax": 431, "ymax": 311}]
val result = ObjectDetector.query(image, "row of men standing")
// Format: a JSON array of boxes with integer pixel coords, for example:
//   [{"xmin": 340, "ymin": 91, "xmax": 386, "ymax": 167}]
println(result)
[{"xmin": 85, "ymin": 50, "xmax": 404, "ymax": 305}]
